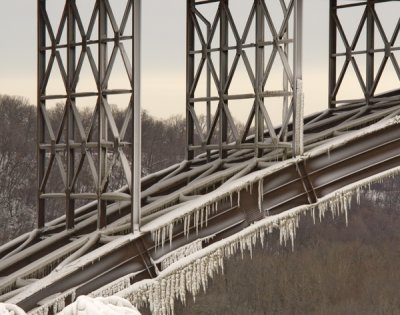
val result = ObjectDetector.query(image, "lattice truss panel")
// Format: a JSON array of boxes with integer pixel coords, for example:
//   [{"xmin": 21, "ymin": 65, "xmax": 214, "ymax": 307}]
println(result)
[
  {"xmin": 186, "ymin": 0, "xmax": 303, "ymax": 159},
  {"xmin": 330, "ymin": 0, "xmax": 400, "ymax": 107},
  {"xmin": 37, "ymin": 0, "xmax": 135, "ymax": 229}
]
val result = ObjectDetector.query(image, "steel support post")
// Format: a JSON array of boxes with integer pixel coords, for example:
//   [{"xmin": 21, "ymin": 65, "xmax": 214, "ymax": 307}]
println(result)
[
  {"xmin": 366, "ymin": 0, "xmax": 375, "ymax": 104},
  {"xmin": 186, "ymin": 0, "xmax": 195, "ymax": 161},
  {"xmin": 282, "ymin": 27, "xmax": 289, "ymax": 145},
  {"xmin": 132, "ymin": 0, "xmax": 142, "ymax": 233},
  {"xmin": 206, "ymin": 25, "xmax": 212, "ymax": 161},
  {"xmin": 37, "ymin": 0, "xmax": 46, "ymax": 229},
  {"xmin": 66, "ymin": 0, "xmax": 76, "ymax": 229},
  {"xmin": 293, "ymin": 0, "xmax": 304, "ymax": 156},
  {"xmin": 329, "ymin": 0, "xmax": 337, "ymax": 109},
  {"xmin": 219, "ymin": 0, "xmax": 229, "ymax": 159},
  {"xmin": 98, "ymin": 0, "xmax": 108, "ymax": 229},
  {"xmin": 255, "ymin": 0, "xmax": 265, "ymax": 158}
]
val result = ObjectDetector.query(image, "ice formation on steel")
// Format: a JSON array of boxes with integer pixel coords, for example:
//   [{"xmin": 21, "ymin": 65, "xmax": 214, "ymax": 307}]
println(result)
[{"xmin": 114, "ymin": 165, "xmax": 400, "ymax": 315}]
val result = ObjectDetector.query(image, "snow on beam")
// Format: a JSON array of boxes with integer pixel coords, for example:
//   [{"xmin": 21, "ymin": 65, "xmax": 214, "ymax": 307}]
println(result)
[
  {"xmin": 116, "ymin": 164, "xmax": 400, "ymax": 315},
  {"xmin": 143, "ymin": 116, "xmax": 400, "ymax": 248}
]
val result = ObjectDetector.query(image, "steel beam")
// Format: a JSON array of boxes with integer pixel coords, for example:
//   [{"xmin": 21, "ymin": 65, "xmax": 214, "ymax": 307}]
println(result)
[
  {"xmin": 98, "ymin": 0, "xmax": 108, "ymax": 229},
  {"xmin": 366, "ymin": 0, "xmax": 375, "ymax": 104},
  {"xmin": 219, "ymin": 0, "xmax": 229, "ymax": 159},
  {"xmin": 255, "ymin": 0, "xmax": 265, "ymax": 158},
  {"xmin": 186, "ymin": 0, "xmax": 195, "ymax": 160},
  {"xmin": 293, "ymin": 0, "xmax": 304, "ymax": 156},
  {"xmin": 132, "ymin": 0, "xmax": 142, "ymax": 233},
  {"xmin": 66, "ymin": 0, "xmax": 76, "ymax": 229},
  {"xmin": 329, "ymin": 0, "xmax": 337, "ymax": 109},
  {"xmin": 37, "ymin": 0, "xmax": 46, "ymax": 228}
]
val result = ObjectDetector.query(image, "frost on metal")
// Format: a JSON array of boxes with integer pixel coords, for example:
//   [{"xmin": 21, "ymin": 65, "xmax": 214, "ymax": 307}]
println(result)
[
  {"xmin": 89, "ymin": 273, "xmax": 139, "ymax": 299},
  {"xmin": 5, "ymin": 116, "xmax": 400, "ymax": 315},
  {"xmin": 156, "ymin": 237, "xmax": 210, "ymax": 272},
  {"xmin": 30, "ymin": 289, "xmax": 76, "ymax": 315},
  {"xmin": 115, "ymin": 165, "xmax": 400, "ymax": 315},
  {"xmin": 145, "ymin": 115, "xmax": 400, "ymax": 249}
]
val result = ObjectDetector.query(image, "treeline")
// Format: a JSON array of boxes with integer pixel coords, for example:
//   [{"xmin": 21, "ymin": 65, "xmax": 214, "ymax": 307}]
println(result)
[{"xmin": 0, "ymin": 94, "xmax": 186, "ymax": 244}]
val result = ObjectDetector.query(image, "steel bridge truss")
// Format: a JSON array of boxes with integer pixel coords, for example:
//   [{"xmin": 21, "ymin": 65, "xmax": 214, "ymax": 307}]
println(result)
[
  {"xmin": 37, "ymin": 0, "xmax": 141, "ymax": 231},
  {"xmin": 1, "ymin": 0, "xmax": 400, "ymax": 313},
  {"xmin": 329, "ymin": 0, "xmax": 400, "ymax": 108},
  {"xmin": 186, "ymin": 0, "xmax": 304, "ymax": 160}
]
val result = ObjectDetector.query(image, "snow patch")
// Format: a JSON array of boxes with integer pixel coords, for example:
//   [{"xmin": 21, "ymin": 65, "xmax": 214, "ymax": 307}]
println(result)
[
  {"xmin": 57, "ymin": 296, "xmax": 141, "ymax": 315},
  {"xmin": 0, "ymin": 303, "xmax": 26, "ymax": 315}
]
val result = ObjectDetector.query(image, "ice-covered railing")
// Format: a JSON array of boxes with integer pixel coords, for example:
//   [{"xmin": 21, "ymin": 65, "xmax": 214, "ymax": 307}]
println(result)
[
  {"xmin": 115, "ymin": 164, "xmax": 400, "ymax": 315},
  {"xmin": 10, "ymin": 115, "xmax": 400, "ymax": 315},
  {"xmin": 143, "ymin": 116, "xmax": 400, "ymax": 249}
]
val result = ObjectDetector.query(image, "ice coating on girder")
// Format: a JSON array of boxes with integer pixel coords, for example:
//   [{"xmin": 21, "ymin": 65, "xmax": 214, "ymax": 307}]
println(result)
[
  {"xmin": 5, "ymin": 116, "xmax": 400, "ymax": 315},
  {"xmin": 114, "ymin": 165, "xmax": 400, "ymax": 315},
  {"xmin": 144, "ymin": 115, "xmax": 400, "ymax": 248}
]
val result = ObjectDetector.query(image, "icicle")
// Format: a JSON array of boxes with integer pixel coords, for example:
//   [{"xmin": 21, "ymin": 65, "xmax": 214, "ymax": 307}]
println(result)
[
  {"xmin": 89, "ymin": 273, "xmax": 137, "ymax": 298},
  {"xmin": 137, "ymin": 164, "xmax": 400, "ymax": 315},
  {"xmin": 195, "ymin": 210, "xmax": 200, "ymax": 234},
  {"xmin": 161, "ymin": 227, "xmax": 166, "ymax": 248},
  {"xmin": 311, "ymin": 207, "xmax": 316, "ymax": 224},
  {"xmin": 183, "ymin": 216, "xmax": 187, "ymax": 237},
  {"xmin": 258, "ymin": 178, "xmax": 264, "ymax": 212},
  {"xmin": 200, "ymin": 207, "xmax": 204, "ymax": 229},
  {"xmin": 159, "ymin": 238, "xmax": 205, "ymax": 271},
  {"xmin": 169, "ymin": 223, "xmax": 174, "ymax": 247}
]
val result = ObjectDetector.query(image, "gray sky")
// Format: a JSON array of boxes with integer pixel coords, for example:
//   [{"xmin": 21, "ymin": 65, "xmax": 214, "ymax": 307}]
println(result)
[{"xmin": 0, "ymin": 1, "xmax": 399, "ymax": 120}]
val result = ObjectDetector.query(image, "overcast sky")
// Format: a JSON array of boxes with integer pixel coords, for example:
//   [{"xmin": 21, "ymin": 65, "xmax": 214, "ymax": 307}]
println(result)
[{"xmin": 0, "ymin": 1, "xmax": 398, "ymax": 120}]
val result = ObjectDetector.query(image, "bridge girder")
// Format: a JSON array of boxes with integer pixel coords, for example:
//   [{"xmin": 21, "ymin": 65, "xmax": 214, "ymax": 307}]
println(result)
[
  {"xmin": 10, "ymin": 0, "xmax": 399, "ymax": 312},
  {"xmin": 186, "ymin": 0, "xmax": 304, "ymax": 160},
  {"xmin": 37, "ymin": 0, "xmax": 141, "ymax": 231}
]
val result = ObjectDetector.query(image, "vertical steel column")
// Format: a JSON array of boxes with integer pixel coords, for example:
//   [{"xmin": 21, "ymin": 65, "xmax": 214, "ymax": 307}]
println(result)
[
  {"xmin": 132, "ymin": 0, "xmax": 142, "ymax": 233},
  {"xmin": 206, "ymin": 25, "xmax": 212, "ymax": 161},
  {"xmin": 37, "ymin": 0, "xmax": 46, "ymax": 229},
  {"xmin": 255, "ymin": 0, "xmax": 264, "ymax": 158},
  {"xmin": 66, "ymin": 0, "xmax": 76, "ymax": 229},
  {"xmin": 282, "ymin": 29, "xmax": 289, "ymax": 145},
  {"xmin": 366, "ymin": 0, "xmax": 375, "ymax": 104},
  {"xmin": 293, "ymin": 0, "xmax": 304, "ymax": 156},
  {"xmin": 329, "ymin": 0, "xmax": 337, "ymax": 109},
  {"xmin": 186, "ymin": 0, "xmax": 195, "ymax": 161},
  {"xmin": 98, "ymin": 0, "xmax": 108, "ymax": 229},
  {"xmin": 219, "ymin": 0, "xmax": 229, "ymax": 159}
]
